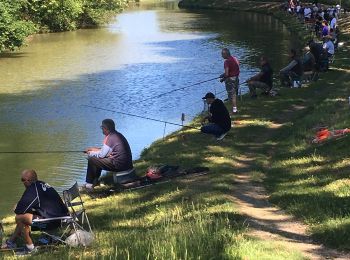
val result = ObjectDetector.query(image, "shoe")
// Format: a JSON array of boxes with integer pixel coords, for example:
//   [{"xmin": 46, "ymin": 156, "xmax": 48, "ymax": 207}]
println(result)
[
  {"xmin": 1, "ymin": 240, "xmax": 17, "ymax": 249},
  {"xmin": 216, "ymin": 132, "xmax": 228, "ymax": 141},
  {"xmin": 16, "ymin": 246, "xmax": 38, "ymax": 256},
  {"xmin": 232, "ymin": 107, "xmax": 238, "ymax": 113}
]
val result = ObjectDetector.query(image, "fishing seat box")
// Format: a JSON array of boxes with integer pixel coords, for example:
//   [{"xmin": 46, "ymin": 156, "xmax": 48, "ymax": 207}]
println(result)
[{"xmin": 113, "ymin": 168, "xmax": 138, "ymax": 184}]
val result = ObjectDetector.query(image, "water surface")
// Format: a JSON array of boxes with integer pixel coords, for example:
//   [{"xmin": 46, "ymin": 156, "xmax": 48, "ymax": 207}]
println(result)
[{"xmin": 0, "ymin": 1, "xmax": 298, "ymax": 217}]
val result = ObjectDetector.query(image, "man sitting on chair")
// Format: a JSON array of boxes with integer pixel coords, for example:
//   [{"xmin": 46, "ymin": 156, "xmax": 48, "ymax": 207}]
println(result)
[
  {"xmin": 1, "ymin": 169, "xmax": 68, "ymax": 253},
  {"xmin": 84, "ymin": 119, "xmax": 133, "ymax": 190}
]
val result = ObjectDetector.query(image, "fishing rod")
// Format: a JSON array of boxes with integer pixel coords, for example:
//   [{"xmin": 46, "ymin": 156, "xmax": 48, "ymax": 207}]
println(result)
[
  {"xmin": 0, "ymin": 150, "xmax": 84, "ymax": 154},
  {"xmin": 129, "ymin": 76, "xmax": 220, "ymax": 105},
  {"xmin": 83, "ymin": 105, "xmax": 201, "ymax": 130}
]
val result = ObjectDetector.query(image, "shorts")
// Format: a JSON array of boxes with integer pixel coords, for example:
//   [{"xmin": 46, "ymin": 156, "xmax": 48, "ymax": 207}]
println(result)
[
  {"xmin": 31, "ymin": 215, "xmax": 61, "ymax": 230},
  {"xmin": 225, "ymin": 76, "xmax": 239, "ymax": 97}
]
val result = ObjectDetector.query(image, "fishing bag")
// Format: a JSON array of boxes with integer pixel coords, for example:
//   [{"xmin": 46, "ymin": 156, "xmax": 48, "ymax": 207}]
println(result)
[{"xmin": 146, "ymin": 165, "xmax": 179, "ymax": 180}]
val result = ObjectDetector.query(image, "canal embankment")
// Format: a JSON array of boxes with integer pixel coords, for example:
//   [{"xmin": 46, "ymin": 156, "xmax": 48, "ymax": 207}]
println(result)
[
  {"xmin": 179, "ymin": 0, "xmax": 350, "ymax": 253},
  {"xmin": 1, "ymin": 1, "xmax": 350, "ymax": 259}
]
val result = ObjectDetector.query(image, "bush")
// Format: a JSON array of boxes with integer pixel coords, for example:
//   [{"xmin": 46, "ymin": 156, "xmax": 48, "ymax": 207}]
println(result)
[
  {"xmin": 21, "ymin": 0, "xmax": 84, "ymax": 32},
  {"xmin": 0, "ymin": 0, "xmax": 36, "ymax": 52},
  {"xmin": 79, "ymin": 0, "xmax": 128, "ymax": 27},
  {"xmin": 0, "ymin": 0, "xmax": 128, "ymax": 52}
]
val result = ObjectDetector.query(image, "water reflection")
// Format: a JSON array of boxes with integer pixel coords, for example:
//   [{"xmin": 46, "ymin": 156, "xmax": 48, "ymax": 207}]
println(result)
[{"xmin": 0, "ymin": 1, "xmax": 296, "ymax": 217}]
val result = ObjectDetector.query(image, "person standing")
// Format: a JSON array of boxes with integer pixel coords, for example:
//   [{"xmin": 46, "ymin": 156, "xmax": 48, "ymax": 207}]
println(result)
[
  {"xmin": 84, "ymin": 119, "xmax": 133, "ymax": 190},
  {"xmin": 220, "ymin": 48, "xmax": 240, "ymax": 113},
  {"xmin": 1, "ymin": 170, "xmax": 68, "ymax": 253},
  {"xmin": 323, "ymin": 35, "xmax": 335, "ymax": 57},
  {"xmin": 247, "ymin": 56, "xmax": 273, "ymax": 98},
  {"xmin": 201, "ymin": 92, "xmax": 231, "ymax": 140}
]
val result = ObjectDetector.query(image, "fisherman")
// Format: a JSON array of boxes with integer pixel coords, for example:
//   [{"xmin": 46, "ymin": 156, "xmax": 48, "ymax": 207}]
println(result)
[
  {"xmin": 323, "ymin": 35, "xmax": 335, "ymax": 57},
  {"xmin": 279, "ymin": 49, "xmax": 303, "ymax": 87},
  {"xmin": 302, "ymin": 46, "xmax": 316, "ymax": 72},
  {"xmin": 83, "ymin": 119, "xmax": 133, "ymax": 190},
  {"xmin": 1, "ymin": 169, "xmax": 68, "ymax": 254},
  {"xmin": 247, "ymin": 56, "xmax": 273, "ymax": 98},
  {"xmin": 219, "ymin": 48, "xmax": 240, "ymax": 113},
  {"xmin": 201, "ymin": 92, "xmax": 231, "ymax": 141}
]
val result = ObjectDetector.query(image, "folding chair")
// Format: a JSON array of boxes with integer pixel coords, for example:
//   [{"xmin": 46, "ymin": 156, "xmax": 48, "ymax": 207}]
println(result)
[
  {"xmin": 62, "ymin": 182, "xmax": 92, "ymax": 235},
  {"xmin": 31, "ymin": 182, "xmax": 93, "ymax": 246}
]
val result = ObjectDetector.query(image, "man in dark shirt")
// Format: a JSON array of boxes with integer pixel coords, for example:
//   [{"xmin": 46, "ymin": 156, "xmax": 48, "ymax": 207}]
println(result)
[
  {"xmin": 279, "ymin": 49, "xmax": 303, "ymax": 87},
  {"xmin": 247, "ymin": 56, "xmax": 273, "ymax": 98},
  {"xmin": 201, "ymin": 92, "xmax": 231, "ymax": 140},
  {"xmin": 1, "ymin": 169, "xmax": 68, "ymax": 252},
  {"xmin": 84, "ymin": 119, "xmax": 133, "ymax": 190}
]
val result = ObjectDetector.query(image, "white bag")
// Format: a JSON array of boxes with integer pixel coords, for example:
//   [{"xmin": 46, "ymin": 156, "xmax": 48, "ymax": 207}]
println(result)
[{"xmin": 65, "ymin": 230, "xmax": 94, "ymax": 247}]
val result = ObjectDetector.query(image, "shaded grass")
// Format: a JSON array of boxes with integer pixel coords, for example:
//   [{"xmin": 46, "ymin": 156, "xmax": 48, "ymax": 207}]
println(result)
[
  {"xmin": 180, "ymin": 0, "xmax": 350, "ymax": 250},
  {"xmin": 1, "ymin": 168, "xmax": 306, "ymax": 259},
  {"xmin": 1, "ymin": 1, "xmax": 350, "ymax": 258}
]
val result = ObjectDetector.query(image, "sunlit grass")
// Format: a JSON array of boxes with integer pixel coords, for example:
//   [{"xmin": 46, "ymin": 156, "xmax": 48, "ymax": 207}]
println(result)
[{"xmin": 2, "ymin": 1, "xmax": 350, "ymax": 258}]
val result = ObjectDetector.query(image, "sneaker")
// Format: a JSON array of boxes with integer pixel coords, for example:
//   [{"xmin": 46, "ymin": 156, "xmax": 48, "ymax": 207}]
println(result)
[
  {"xmin": 232, "ymin": 107, "xmax": 238, "ymax": 113},
  {"xmin": 1, "ymin": 240, "xmax": 17, "ymax": 250},
  {"xmin": 216, "ymin": 132, "xmax": 228, "ymax": 141},
  {"xmin": 16, "ymin": 246, "xmax": 38, "ymax": 256}
]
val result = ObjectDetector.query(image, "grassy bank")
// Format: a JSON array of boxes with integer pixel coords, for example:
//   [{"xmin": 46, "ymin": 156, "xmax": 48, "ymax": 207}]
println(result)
[
  {"xmin": 1, "ymin": 1, "xmax": 350, "ymax": 259},
  {"xmin": 180, "ymin": 0, "xmax": 350, "ymax": 251},
  {"xmin": 1, "ymin": 125, "xmax": 306, "ymax": 259}
]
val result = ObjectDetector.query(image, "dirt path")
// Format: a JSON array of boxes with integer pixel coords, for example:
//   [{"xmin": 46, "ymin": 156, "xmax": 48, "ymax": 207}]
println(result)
[{"xmin": 232, "ymin": 154, "xmax": 350, "ymax": 260}]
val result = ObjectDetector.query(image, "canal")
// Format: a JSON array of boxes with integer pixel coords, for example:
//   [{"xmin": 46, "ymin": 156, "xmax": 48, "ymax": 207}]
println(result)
[{"xmin": 0, "ymin": 1, "xmax": 298, "ymax": 217}]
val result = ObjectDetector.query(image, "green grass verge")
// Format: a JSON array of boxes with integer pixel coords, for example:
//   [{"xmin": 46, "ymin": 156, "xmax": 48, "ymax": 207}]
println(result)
[
  {"xmin": 1, "ymin": 146, "xmax": 306, "ymax": 259},
  {"xmin": 180, "ymin": 0, "xmax": 350, "ymax": 249},
  {"xmin": 1, "ymin": 115, "xmax": 307, "ymax": 258},
  {"xmin": 2, "ymin": 1, "xmax": 350, "ymax": 258}
]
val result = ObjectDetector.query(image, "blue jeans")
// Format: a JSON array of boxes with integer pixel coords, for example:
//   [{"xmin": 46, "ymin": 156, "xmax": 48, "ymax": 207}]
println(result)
[{"xmin": 201, "ymin": 123, "xmax": 225, "ymax": 138}]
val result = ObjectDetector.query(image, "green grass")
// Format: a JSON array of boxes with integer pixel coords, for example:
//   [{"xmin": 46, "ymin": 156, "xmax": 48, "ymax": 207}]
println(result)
[
  {"xmin": 1, "ymin": 177, "xmax": 306, "ymax": 259},
  {"xmin": 1, "ymin": 1, "xmax": 350, "ymax": 259}
]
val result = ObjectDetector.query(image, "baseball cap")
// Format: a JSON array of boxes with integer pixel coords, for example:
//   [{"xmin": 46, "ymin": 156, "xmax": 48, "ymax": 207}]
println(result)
[{"xmin": 202, "ymin": 92, "xmax": 215, "ymax": 99}]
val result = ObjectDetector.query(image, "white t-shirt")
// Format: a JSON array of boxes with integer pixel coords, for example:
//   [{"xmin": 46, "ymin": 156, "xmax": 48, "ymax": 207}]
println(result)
[
  {"xmin": 323, "ymin": 41, "xmax": 335, "ymax": 55},
  {"xmin": 330, "ymin": 17, "xmax": 337, "ymax": 29},
  {"xmin": 304, "ymin": 7, "xmax": 312, "ymax": 18}
]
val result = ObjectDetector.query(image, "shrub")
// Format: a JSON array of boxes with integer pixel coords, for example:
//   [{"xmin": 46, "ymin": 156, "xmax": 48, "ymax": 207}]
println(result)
[
  {"xmin": 0, "ymin": 0, "xmax": 36, "ymax": 52},
  {"xmin": 79, "ymin": 0, "xmax": 128, "ymax": 27},
  {"xmin": 21, "ymin": 0, "xmax": 84, "ymax": 32}
]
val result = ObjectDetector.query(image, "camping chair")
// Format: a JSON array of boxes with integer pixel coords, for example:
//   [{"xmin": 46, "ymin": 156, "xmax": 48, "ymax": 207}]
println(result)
[
  {"xmin": 62, "ymin": 182, "xmax": 92, "ymax": 235},
  {"xmin": 31, "ymin": 182, "xmax": 92, "ymax": 245}
]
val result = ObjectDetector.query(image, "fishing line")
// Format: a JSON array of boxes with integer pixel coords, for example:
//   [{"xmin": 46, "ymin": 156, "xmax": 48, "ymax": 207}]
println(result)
[
  {"xmin": 128, "ymin": 76, "xmax": 220, "ymax": 105},
  {"xmin": 83, "ymin": 105, "xmax": 201, "ymax": 130},
  {"xmin": 182, "ymin": 80, "xmax": 248, "ymax": 108},
  {"xmin": 0, "ymin": 150, "xmax": 83, "ymax": 154}
]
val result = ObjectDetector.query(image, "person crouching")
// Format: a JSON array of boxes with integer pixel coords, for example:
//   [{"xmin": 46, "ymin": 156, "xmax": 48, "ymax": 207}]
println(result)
[{"xmin": 201, "ymin": 92, "xmax": 231, "ymax": 141}]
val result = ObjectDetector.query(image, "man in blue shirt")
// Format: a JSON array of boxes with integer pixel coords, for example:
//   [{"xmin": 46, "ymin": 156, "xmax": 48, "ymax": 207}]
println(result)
[{"xmin": 1, "ymin": 169, "xmax": 68, "ymax": 252}]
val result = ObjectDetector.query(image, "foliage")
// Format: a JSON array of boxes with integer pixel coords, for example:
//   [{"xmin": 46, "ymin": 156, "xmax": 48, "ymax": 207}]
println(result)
[
  {"xmin": 0, "ymin": 0, "xmax": 128, "ymax": 52},
  {"xmin": 21, "ymin": 0, "xmax": 84, "ymax": 32},
  {"xmin": 0, "ymin": 0, "xmax": 36, "ymax": 52},
  {"xmin": 80, "ymin": 0, "xmax": 129, "ymax": 27}
]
